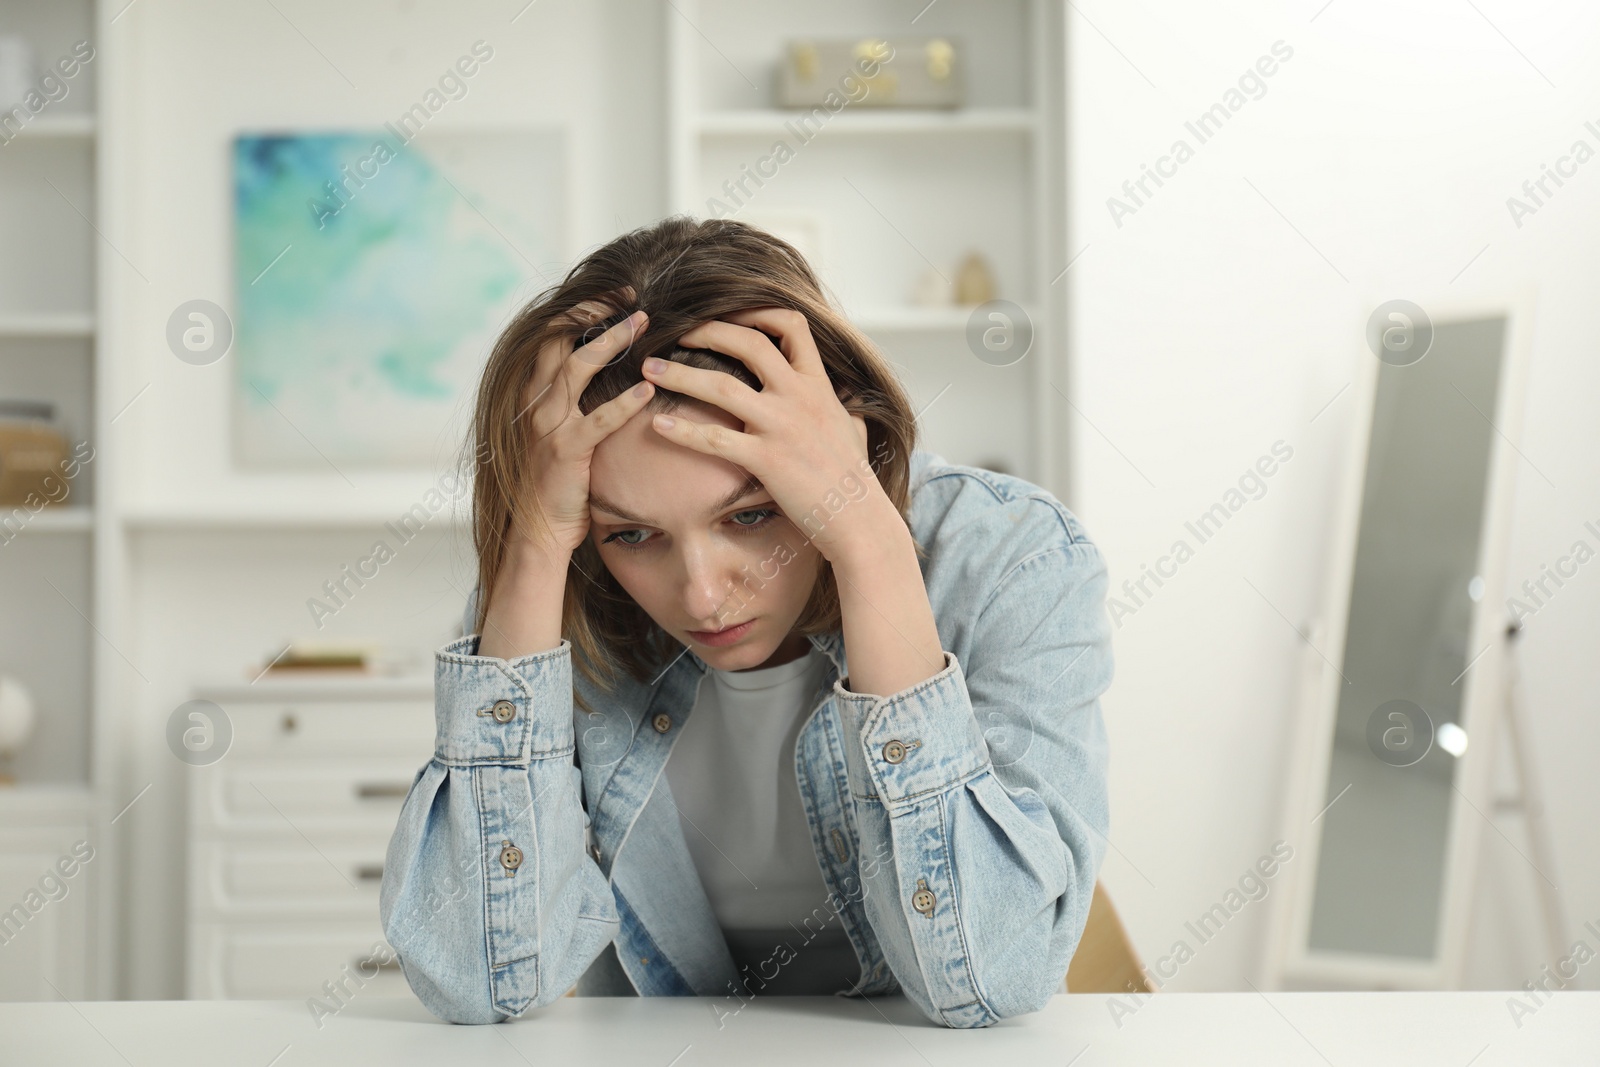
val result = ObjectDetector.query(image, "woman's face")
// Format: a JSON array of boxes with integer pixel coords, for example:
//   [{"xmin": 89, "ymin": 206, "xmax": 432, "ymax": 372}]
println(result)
[{"xmin": 587, "ymin": 398, "xmax": 824, "ymax": 671}]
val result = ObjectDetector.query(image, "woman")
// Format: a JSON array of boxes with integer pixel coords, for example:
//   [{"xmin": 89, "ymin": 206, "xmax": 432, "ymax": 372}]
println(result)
[{"xmin": 379, "ymin": 216, "xmax": 1113, "ymax": 1029}]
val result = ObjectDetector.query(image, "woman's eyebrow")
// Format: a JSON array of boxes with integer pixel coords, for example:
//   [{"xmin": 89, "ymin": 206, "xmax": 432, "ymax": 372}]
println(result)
[{"xmin": 589, "ymin": 474, "xmax": 766, "ymax": 525}]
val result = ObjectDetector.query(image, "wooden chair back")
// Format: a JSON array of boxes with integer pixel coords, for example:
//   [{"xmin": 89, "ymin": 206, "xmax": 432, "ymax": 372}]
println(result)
[{"xmin": 1064, "ymin": 881, "xmax": 1151, "ymax": 994}]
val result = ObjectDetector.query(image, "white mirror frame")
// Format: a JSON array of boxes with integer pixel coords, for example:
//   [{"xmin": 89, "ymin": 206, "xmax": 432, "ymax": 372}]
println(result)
[{"xmin": 1263, "ymin": 286, "xmax": 1538, "ymax": 989}]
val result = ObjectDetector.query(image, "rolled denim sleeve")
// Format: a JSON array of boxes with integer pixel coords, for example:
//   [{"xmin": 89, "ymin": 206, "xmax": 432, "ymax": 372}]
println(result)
[
  {"xmin": 833, "ymin": 540, "xmax": 1112, "ymax": 1028},
  {"xmin": 379, "ymin": 635, "xmax": 621, "ymax": 1023}
]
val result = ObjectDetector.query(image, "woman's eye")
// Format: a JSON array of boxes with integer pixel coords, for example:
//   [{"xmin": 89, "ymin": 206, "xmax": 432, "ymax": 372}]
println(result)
[
  {"xmin": 731, "ymin": 508, "xmax": 778, "ymax": 530},
  {"xmin": 602, "ymin": 529, "xmax": 651, "ymax": 551}
]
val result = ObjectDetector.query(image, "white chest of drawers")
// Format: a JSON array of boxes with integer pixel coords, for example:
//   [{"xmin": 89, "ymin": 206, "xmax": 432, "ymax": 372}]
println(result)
[{"xmin": 184, "ymin": 675, "xmax": 434, "ymax": 1001}]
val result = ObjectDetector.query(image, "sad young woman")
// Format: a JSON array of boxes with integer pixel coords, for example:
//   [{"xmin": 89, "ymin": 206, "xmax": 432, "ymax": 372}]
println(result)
[{"xmin": 380, "ymin": 216, "xmax": 1114, "ymax": 1029}]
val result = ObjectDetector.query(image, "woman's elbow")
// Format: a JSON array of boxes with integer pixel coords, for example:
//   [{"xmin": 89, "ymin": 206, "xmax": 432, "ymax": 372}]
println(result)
[{"xmin": 398, "ymin": 956, "xmax": 510, "ymax": 1025}]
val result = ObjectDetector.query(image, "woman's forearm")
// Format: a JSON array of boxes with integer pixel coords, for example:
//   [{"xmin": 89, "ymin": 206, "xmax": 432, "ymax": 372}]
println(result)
[
  {"xmin": 476, "ymin": 538, "xmax": 571, "ymax": 660},
  {"xmin": 832, "ymin": 497, "xmax": 945, "ymax": 698}
]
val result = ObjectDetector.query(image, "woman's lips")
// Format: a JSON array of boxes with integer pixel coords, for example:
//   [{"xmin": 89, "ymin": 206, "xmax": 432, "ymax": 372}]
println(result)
[{"xmin": 687, "ymin": 618, "xmax": 756, "ymax": 647}]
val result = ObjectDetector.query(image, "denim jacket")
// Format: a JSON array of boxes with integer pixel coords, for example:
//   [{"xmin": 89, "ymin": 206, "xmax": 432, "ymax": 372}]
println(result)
[{"xmin": 379, "ymin": 448, "xmax": 1113, "ymax": 1029}]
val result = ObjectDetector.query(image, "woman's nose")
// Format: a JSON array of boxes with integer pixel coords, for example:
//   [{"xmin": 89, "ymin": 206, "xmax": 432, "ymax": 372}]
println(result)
[{"xmin": 680, "ymin": 546, "xmax": 751, "ymax": 626}]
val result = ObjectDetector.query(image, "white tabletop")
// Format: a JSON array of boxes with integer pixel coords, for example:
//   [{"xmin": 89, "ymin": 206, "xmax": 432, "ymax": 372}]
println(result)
[{"xmin": 4, "ymin": 991, "xmax": 1595, "ymax": 1065}]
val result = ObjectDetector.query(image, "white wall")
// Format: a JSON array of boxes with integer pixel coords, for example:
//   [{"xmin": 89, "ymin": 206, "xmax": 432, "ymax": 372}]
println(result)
[{"xmin": 1068, "ymin": 0, "xmax": 1600, "ymax": 989}]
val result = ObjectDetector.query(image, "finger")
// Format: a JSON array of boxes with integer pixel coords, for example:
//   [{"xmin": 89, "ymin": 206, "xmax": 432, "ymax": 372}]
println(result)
[
  {"xmin": 567, "ymin": 309, "xmax": 647, "ymax": 382},
  {"xmin": 674, "ymin": 319, "xmax": 789, "ymax": 386},
  {"xmin": 641, "ymin": 357, "xmax": 762, "ymax": 424},
  {"xmin": 520, "ymin": 335, "xmax": 572, "ymax": 422},
  {"xmin": 567, "ymin": 378, "xmax": 657, "ymax": 454},
  {"xmin": 527, "ymin": 296, "xmax": 617, "ymax": 399},
  {"xmin": 525, "ymin": 311, "xmax": 648, "ymax": 435},
  {"xmin": 649, "ymin": 410, "xmax": 755, "ymax": 465},
  {"xmin": 718, "ymin": 307, "xmax": 826, "ymax": 375}
]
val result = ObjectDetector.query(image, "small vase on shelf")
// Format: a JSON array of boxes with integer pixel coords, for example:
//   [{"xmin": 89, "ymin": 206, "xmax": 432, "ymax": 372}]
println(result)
[
  {"xmin": 0, "ymin": 675, "xmax": 37, "ymax": 786},
  {"xmin": 953, "ymin": 251, "xmax": 995, "ymax": 306}
]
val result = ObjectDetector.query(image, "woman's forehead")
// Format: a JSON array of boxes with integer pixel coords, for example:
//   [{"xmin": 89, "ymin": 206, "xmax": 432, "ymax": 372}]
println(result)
[{"xmin": 588, "ymin": 403, "xmax": 756, "ymax": 522}]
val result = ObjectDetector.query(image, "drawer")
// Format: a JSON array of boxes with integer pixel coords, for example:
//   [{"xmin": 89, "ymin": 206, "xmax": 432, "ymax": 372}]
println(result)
[
  {"xmin": 211, "ymin": 700, "xmax": 435, "ymax": 759},
  {"xmin": 192, "ymin": 758, "xmax": 426, "ymax": 834},
  {"xmin": 0, "ymin": 822, "xmax": 92, "ymax": 1001},
  {"xmin": 189, "ymin": 838, "xmax": 390, "ymax": 918},
  {"xmin": 186, "ymin": 921, "xmax": 412, "ymax": 1001}
]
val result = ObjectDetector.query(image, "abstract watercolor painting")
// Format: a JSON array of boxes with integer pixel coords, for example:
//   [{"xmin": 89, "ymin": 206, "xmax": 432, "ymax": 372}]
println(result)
[{"xmin": 232, "ymin": 129, "xmax": 564, "ymax": 466}]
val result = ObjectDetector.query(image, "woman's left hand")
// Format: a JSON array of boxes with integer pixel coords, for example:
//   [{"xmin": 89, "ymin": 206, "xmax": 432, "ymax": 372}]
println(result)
[{"xmin": 641, "ymin": 307, "xmax": 891, "ymax": 564}]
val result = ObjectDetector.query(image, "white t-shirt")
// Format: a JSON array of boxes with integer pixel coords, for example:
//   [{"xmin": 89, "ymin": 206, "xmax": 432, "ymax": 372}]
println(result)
[{"xmin": 664, "ymin": 645, "xmax": 860, "ymax": 993}]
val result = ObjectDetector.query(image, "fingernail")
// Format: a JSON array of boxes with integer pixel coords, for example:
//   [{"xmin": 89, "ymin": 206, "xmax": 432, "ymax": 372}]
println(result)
[
  {"xmin": 631, "ymin": 310, "xmax": 648, "ymax": 326},
  {"xmin": 632, "ymin": 381, "xmax": 651, "ymax": 397},
  {"xmin": 644, "ymin": 358, "xmax": 666, "ymax": 374},
  {"xmin": 654, "ymin": 414, "xmax": 675, "ymax": 429}
]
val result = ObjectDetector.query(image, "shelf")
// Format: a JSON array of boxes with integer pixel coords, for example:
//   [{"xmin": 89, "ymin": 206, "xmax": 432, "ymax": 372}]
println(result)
[
  {"xmin": 696, "ymin": 107, "xmax": 1036, "ymax": 137},
  {"xmin": 0, "ymin": 782, "xmax": 93, "ymax": 816},
  {"xmin": 0, "ymin": 313, "xmax": 95, "ymax": 338},
  {"xmin": 850, "ymin": 304, "xmax": 1033, "ymax": 332},
  {"xmin": 0, "ymin": 113, "xmax": 96, "ymax": 140},
  {"xmin": 122, "ymin": 503, "xmax": 472, "ymax": 530},
  {"xmin": 1, "ymin": 505, "xmax": 93, "ymax": 533}
]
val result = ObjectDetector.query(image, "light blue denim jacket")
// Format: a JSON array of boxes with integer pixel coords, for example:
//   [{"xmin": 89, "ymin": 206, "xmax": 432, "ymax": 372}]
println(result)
[{"xmin": 380, "ymin": 448, "xmax": 1112, "ymax": 1029}]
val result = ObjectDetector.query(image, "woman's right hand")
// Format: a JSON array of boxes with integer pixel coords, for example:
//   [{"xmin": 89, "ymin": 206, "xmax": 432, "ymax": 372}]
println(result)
[{"xmin": 518, "ymin": 305, "xmax": 655, "ymax": 556}]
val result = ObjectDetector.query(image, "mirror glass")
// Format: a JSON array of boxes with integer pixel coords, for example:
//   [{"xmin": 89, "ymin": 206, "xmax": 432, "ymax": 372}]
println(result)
[{"xmin": 1306, "ymin": 316, "xmax": 1507, "ymax": 960}]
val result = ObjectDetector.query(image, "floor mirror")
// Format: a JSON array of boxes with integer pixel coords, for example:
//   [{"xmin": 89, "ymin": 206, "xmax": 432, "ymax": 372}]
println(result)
[{"xmin": 1265, "ymin": 291, "xmax": 1537, "ymax": 988}]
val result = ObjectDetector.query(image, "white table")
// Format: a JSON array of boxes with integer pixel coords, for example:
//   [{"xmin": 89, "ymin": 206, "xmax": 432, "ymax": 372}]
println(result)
[{"xmin": 3, "ymin": 992, "xmax": 1595, "ymax": 1065}]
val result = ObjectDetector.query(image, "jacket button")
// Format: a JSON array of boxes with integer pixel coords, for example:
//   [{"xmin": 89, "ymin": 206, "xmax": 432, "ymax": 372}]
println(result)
[
  {"xmin": 652, "ymin": 713, "xmax": 673, "ymax": 733},
  {"xmin": 491, "ymin": 700, "xmax": 516, "ymax": 723},
  {"xmin": 499, "ymin": 842, "xmax": 523, "ymax": 874},
  {"xmin": 882, "ymin": 739, "xmax": 907, "ymax": 764},
  {"xmin": 911, "ymin": 878, "xmax": 936, "ymax": 918}
]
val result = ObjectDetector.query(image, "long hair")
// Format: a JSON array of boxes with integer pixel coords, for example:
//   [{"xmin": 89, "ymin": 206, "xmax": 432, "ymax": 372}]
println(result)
[{"xmin": 467, "ymin": 215, "xmax": 921, "ymax": 710}]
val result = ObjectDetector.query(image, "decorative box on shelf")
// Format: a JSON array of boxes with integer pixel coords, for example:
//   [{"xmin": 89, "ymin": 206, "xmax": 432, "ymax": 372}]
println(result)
[
  {"xmin": 183, "ymin": 673, "xmax": 435, "ymax": 1000},
  {"xmin": 777, "ymin": 37, "xmax": 963, "ymax": 109}
]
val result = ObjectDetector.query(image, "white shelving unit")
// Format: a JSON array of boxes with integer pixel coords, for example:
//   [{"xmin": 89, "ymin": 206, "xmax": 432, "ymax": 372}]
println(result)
[
  {"xmin": 0, "ymin": 313, "xmax": 96, "ymax": 337},
  {"xmin": 665, "ymin": 0, "xmax": 1066, "ymax": 487},
  {"xmin": 0, "ymin": 0, "xmax": 103, "ymax": 1000},
  {"xmin": 2, "ymin": 111, "xmax": 95, "ymax": 139}
]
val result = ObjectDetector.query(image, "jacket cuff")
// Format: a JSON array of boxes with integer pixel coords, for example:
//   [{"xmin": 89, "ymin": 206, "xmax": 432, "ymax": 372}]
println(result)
[
  {"xmin": 432, "ymin": 635, "xmax": 574, "ymax": 766},
  {"xmin": 833, "ymin": 650, "xmax": 991, "ymax": 804}
]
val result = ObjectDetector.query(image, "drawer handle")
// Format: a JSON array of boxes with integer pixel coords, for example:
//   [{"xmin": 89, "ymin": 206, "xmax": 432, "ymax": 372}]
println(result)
[
  {"xmin": 355, "ymin": 782, "xmax": 410, "ymax": 799},
  {"xmin": 355, "ymin": 863, "xmax": 385, "ymax": 882}
]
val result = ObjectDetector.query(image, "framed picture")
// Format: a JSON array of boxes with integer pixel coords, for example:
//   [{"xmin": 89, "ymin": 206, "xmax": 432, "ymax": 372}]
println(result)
[{"xmin": 231, "ymin": 128, "xmax": 566, "ymax": 467}]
